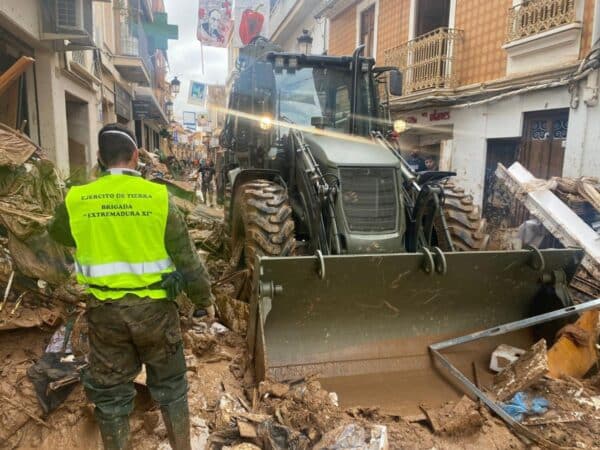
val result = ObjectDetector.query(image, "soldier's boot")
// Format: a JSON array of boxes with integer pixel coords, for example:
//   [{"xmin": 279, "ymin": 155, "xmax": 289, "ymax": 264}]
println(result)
[
  {"xmin": 96, "ymin": 415, "xmax": 131, "ymax": 450},
  {"xmin": 160, "ymin": 396, "xmax": 191, "ymax": 450}
]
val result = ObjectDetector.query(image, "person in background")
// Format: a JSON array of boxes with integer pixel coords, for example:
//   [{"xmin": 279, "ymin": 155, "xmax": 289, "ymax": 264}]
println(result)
[
  {"xmin": 424, "ymin": 156, "xmax": 439, "ymax": 171},
  {"xmin": 48, "ymin": 123, "xmax": 214, "ymax": 450},
  {"xmin": 199, "ymin": 160, "xmax": 216, "ymax": 207},
  {"xmin": 406, "ymin": 150, "xmax": 426, "ymax": 172}
]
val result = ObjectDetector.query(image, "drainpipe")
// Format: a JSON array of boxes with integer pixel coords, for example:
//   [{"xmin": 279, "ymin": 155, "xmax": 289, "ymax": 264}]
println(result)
[{"xmin": 583, "ymin": 68, "xmax": 599, "ymax": 108}]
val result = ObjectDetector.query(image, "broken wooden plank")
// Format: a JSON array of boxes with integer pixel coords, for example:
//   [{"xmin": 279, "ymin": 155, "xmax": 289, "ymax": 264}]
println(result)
[
  {"xmin": 420, "ymin": 396, "xmax": 483, "ymax": 435},
  {"xmin": 0, "ymin": 57, "xmax": 35, "ymax": 97},
  {"xmin": 495, "ymin": 162, "xmax": 600, "ymax": 280},
  {"xmin": 492, "ymin": 339, "xmax": 548, "ymax": 402},
  {"xmin": 237, "ymin": 420, "xmax": 258, "ymax": 438},
  {"xmin": 232, "ymin": 411, "xmax": 271, "ymax": 423}
]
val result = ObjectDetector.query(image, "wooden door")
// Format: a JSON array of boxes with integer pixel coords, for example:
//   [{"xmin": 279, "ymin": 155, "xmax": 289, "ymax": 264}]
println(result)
[
  {"xmin": 519, "ymin": 110, "xmax": 568, "ymax": 179},
  {"xmin": 508, "ymin": 110, "xmax": 569, "ymax": 226}
]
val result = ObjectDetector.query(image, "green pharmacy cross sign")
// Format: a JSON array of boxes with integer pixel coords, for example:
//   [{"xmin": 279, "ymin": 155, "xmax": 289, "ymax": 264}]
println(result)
[{"xmin": 143, "ymin": 12, "xmax": 178, "ymax": 52}]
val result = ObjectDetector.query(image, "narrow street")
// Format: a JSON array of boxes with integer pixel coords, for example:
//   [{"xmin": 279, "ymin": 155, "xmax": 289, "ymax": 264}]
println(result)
[{"xmin": 1, "ymin": 0, "xmax": 600, "ymax": 449}]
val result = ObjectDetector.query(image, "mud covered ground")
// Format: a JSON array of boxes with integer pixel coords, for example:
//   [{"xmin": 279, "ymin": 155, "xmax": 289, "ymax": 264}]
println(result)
[{"xmin": 1, "ymin": 206, "xmax": 599, "ymax": 449}]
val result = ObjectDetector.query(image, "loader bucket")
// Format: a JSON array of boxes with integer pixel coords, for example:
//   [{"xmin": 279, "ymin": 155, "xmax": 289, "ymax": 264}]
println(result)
[{"xmin": 248, "ymin": 249, "xmax": 583, "ymax": 415}]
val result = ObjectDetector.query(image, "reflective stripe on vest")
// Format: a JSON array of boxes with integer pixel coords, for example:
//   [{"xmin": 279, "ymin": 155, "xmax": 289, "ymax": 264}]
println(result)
[
  {"xmin": 66, "ymin": 173, "xmax": 174, "ymax": 301},
  {"xmin": 75, "ymin": 258, "xmax": 173, "ymax": 278}
]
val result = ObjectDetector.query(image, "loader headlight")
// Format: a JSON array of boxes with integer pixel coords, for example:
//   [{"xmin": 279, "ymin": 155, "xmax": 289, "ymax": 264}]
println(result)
[
  {"xmin": 259, "ymin": 116, "xmax": 273, "ymax": 130},
  {"xmin": 393, "ymin": 119, "xmax": 408, "ymax": 134}
]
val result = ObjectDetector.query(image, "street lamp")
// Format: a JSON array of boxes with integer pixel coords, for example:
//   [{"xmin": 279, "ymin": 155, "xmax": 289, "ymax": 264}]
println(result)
[
  {"xmin": 165, "ymin": 100, "xmax": 174, "ymax": 117},
  {"xmin": 297, "ymin": 29, "xmax": 313, "ymax": 55},
  {"xmin": 170, "ymin": 76, "xmax": 181, "ymax": 96}
]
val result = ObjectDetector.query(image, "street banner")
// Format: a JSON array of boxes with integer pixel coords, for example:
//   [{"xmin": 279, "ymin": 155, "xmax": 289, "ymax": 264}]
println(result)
[
  {"xmin": 183, "ymin": 111, "xmax": 197, "ymax": 131},
  {"xmin": 233, "ymin": 0, "xmax": 269, "ymax": 48},
  {"xmin": 197, "ymin": 0, "xmax": 233, "ymax": 47},
  {"xmin": 188, "ymin": 81, "xmax": 207, "ymax": 107}
]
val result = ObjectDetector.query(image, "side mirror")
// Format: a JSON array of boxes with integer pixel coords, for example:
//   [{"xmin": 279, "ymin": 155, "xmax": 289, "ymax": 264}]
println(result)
[{"xmin": 389, "ymin": 70, "xmax": 403, "ymax": 96}]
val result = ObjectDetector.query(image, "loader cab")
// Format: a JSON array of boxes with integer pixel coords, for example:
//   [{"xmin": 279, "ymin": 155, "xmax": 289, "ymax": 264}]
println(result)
[
  {"xmin": 265, "ymin": 52, "xmax": 381, "ymax": 137},
  {"xmin": 271, "ymin": 54, "xmax": 377, "ymax": 136},
  {"xmin": 221, "ymin": 52, "xmax": 384, "ymax": 144},
  {"xmin": 220, "ymin": 60, "xmax": 277, "ymax": 169}
]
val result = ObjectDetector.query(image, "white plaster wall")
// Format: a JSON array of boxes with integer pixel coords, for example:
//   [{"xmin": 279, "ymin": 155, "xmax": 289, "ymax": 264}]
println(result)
[
  {"xmin": 564, "ymin": 69, "xmax": 600, "ymax": 178},
  {"xmin": 277, "ymin": 13, "xmax": 328, "ymax": 54},
  {"xmin": 449, "ymin": 86, "xmax": 572, "ymax": 206},
  {"xmin": 504, "ymin": 25, "xmax": 583, "ymax": 75},
  {"xmin": 450, "ymin": 107, "xmax": 488, "ymax": 206},
  {"xmin": 35, "ymin": 49, "xmax": 100, "ymax": 175},
  {"xmin": 0, "ymin": 0, "xmax": 40, "ymax": 42},
  {"xmin": 577, "ymin": 103, "xmax": 600, "ymax": 177},
  {"xmin": 270, "ymin": 0, "xmax": 298, "ymax": 39}
]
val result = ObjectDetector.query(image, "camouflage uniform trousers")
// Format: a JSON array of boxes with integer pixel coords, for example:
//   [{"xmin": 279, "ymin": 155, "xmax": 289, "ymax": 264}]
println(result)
[{"xmin": 82, "ymin": 299, "xmax": 188, "ymax": 420}]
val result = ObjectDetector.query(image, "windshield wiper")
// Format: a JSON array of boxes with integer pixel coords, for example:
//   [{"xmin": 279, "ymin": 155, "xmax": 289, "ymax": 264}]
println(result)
[{"xmin": 278, "ymin": 115, "xmax": 294, "ymax": 124}]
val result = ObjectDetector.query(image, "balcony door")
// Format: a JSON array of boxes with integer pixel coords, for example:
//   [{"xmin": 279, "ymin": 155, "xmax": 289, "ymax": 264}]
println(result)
[
  {"xmin": 415, "ymin": 0, "xmax": 450, "ymax": 36},
  {"xmin": 405, "ymin": 0, "xmax": 455, "ymax": 93},
  {"xmin": 359, "ymin": 4, "xmax": 376, "ymax": 57}
]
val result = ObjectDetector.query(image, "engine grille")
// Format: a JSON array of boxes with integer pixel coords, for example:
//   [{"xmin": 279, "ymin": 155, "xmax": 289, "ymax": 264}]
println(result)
[{"xmin": 339, "ymin": 167, "xmax": 398, "ymax": 233}]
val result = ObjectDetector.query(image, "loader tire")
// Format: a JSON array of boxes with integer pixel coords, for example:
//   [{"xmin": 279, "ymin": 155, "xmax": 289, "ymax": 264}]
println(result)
[
  {"xmin": 230, "ymin": 180, "xmax": 295, "ymax": 301},
  {"xmin": 436, "ymin": 181, "xmax": 490, "ymax": 251}
]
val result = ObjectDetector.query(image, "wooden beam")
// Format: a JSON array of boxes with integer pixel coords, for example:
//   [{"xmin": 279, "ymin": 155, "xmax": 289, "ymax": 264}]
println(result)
[
  {"xmin": 492, "ymin": 339, "xmax": 549, "ymax": 402},
  {"xmin": 0, "ymin": 56, "xmax": 35, "ymax": 97},
  {"xmin": 495, "ymin": 162, "xmax": 600, "ymax": 280}
]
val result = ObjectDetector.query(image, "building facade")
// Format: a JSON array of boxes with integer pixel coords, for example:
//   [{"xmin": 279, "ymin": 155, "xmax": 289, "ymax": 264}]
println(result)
[
  {"xmin": 321, "ymin": 0, "xmax": 600, "ymax": 218},
  {"xmin": 269, "ymin": 0, "xmax": 329, "ymax": 53},
  {"xmin": 0, "ymin": 0, "xmax": 177, "ymax": 180}
]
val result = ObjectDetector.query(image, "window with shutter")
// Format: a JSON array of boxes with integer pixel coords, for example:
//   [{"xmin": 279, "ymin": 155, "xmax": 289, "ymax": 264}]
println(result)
[{"xmin": 56, "ymin": 0, "xmax": 81, "ymax": 29}]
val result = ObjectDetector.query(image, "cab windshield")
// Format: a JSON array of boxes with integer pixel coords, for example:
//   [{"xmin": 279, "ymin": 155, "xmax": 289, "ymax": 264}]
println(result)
[{"xmin": 275, "ymin": 66, "xmax": 376, "ymax": 136}]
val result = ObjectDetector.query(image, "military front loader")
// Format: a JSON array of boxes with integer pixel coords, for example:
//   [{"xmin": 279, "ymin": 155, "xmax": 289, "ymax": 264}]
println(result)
[{"xmin": 219, "ymin": 38, "xmax": 583, "ymax": 414}]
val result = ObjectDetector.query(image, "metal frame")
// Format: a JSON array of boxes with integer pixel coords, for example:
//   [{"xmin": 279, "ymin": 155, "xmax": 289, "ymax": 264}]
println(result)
[{"xmin": 429, "ymin": 298, "xmax": 600, "ymax": 449}]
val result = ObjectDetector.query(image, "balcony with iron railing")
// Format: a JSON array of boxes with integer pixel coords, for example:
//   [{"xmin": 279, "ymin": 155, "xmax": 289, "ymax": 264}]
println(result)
[
  {"xmin": 503, "ymin": 0, "xmax": 582, "ymax": 74},
  {"xmin": 114, "ymin": 20, "xmax": 153, "ymax": 86},
  {"xmin": 67, "ymin": 50, "xmax": 101, "ymax": 83},
  {"xmin": 384, "ymin": 27, "xmax": 463, "ymax": 96},
  {"xmin": 506, "ymin": 0, "xmax": 576, "ymax": 42}
]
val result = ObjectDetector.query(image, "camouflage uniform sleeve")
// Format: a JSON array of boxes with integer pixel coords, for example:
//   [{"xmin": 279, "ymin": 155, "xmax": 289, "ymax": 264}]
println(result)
[
  {"xmin": 48, "ymin": 202, "xmax": 76, "ymax": 248},
  {"xmin": 165, "ymin": 199, "xmax": 214, "ymax": 308}
]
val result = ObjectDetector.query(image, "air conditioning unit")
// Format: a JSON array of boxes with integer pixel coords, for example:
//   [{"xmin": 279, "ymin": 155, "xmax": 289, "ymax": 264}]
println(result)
[{"xmin": 39, "ymin": 0, "xmax": 96, "ymax": 49}]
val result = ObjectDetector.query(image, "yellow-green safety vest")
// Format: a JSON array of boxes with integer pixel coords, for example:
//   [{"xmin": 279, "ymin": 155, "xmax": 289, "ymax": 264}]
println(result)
[{"xmin": 65, "ymin": 171, "xmax": 174, "ymax": 300}]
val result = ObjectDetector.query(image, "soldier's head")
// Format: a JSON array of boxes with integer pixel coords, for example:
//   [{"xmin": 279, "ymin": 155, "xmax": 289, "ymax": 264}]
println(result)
[{"xmin": 98, "ymin": 123, "xmax": 138, "ymax": 170}]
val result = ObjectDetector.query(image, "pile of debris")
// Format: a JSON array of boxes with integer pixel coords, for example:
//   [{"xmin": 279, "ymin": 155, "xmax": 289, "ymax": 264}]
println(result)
[
  {"xmin": 138, "ymin": 147, "xmax": 172, "ymax": 179},
  {"xmin": 495, "ymin": 163, "xmax": 600, "ymax": 298},
  {"xmin": 1, "ymin": 131, "xmax": 600, "ymax": 449},
  {"xmin": 0, "ymin": 124, "xmax": 77, "ymax": 333}
]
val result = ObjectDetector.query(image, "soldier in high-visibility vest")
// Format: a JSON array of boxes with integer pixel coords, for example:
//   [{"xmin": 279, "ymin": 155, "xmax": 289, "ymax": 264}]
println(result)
[{"xmin": 49, "ymin": 123, "xmax": 214, "ymax": 450}]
